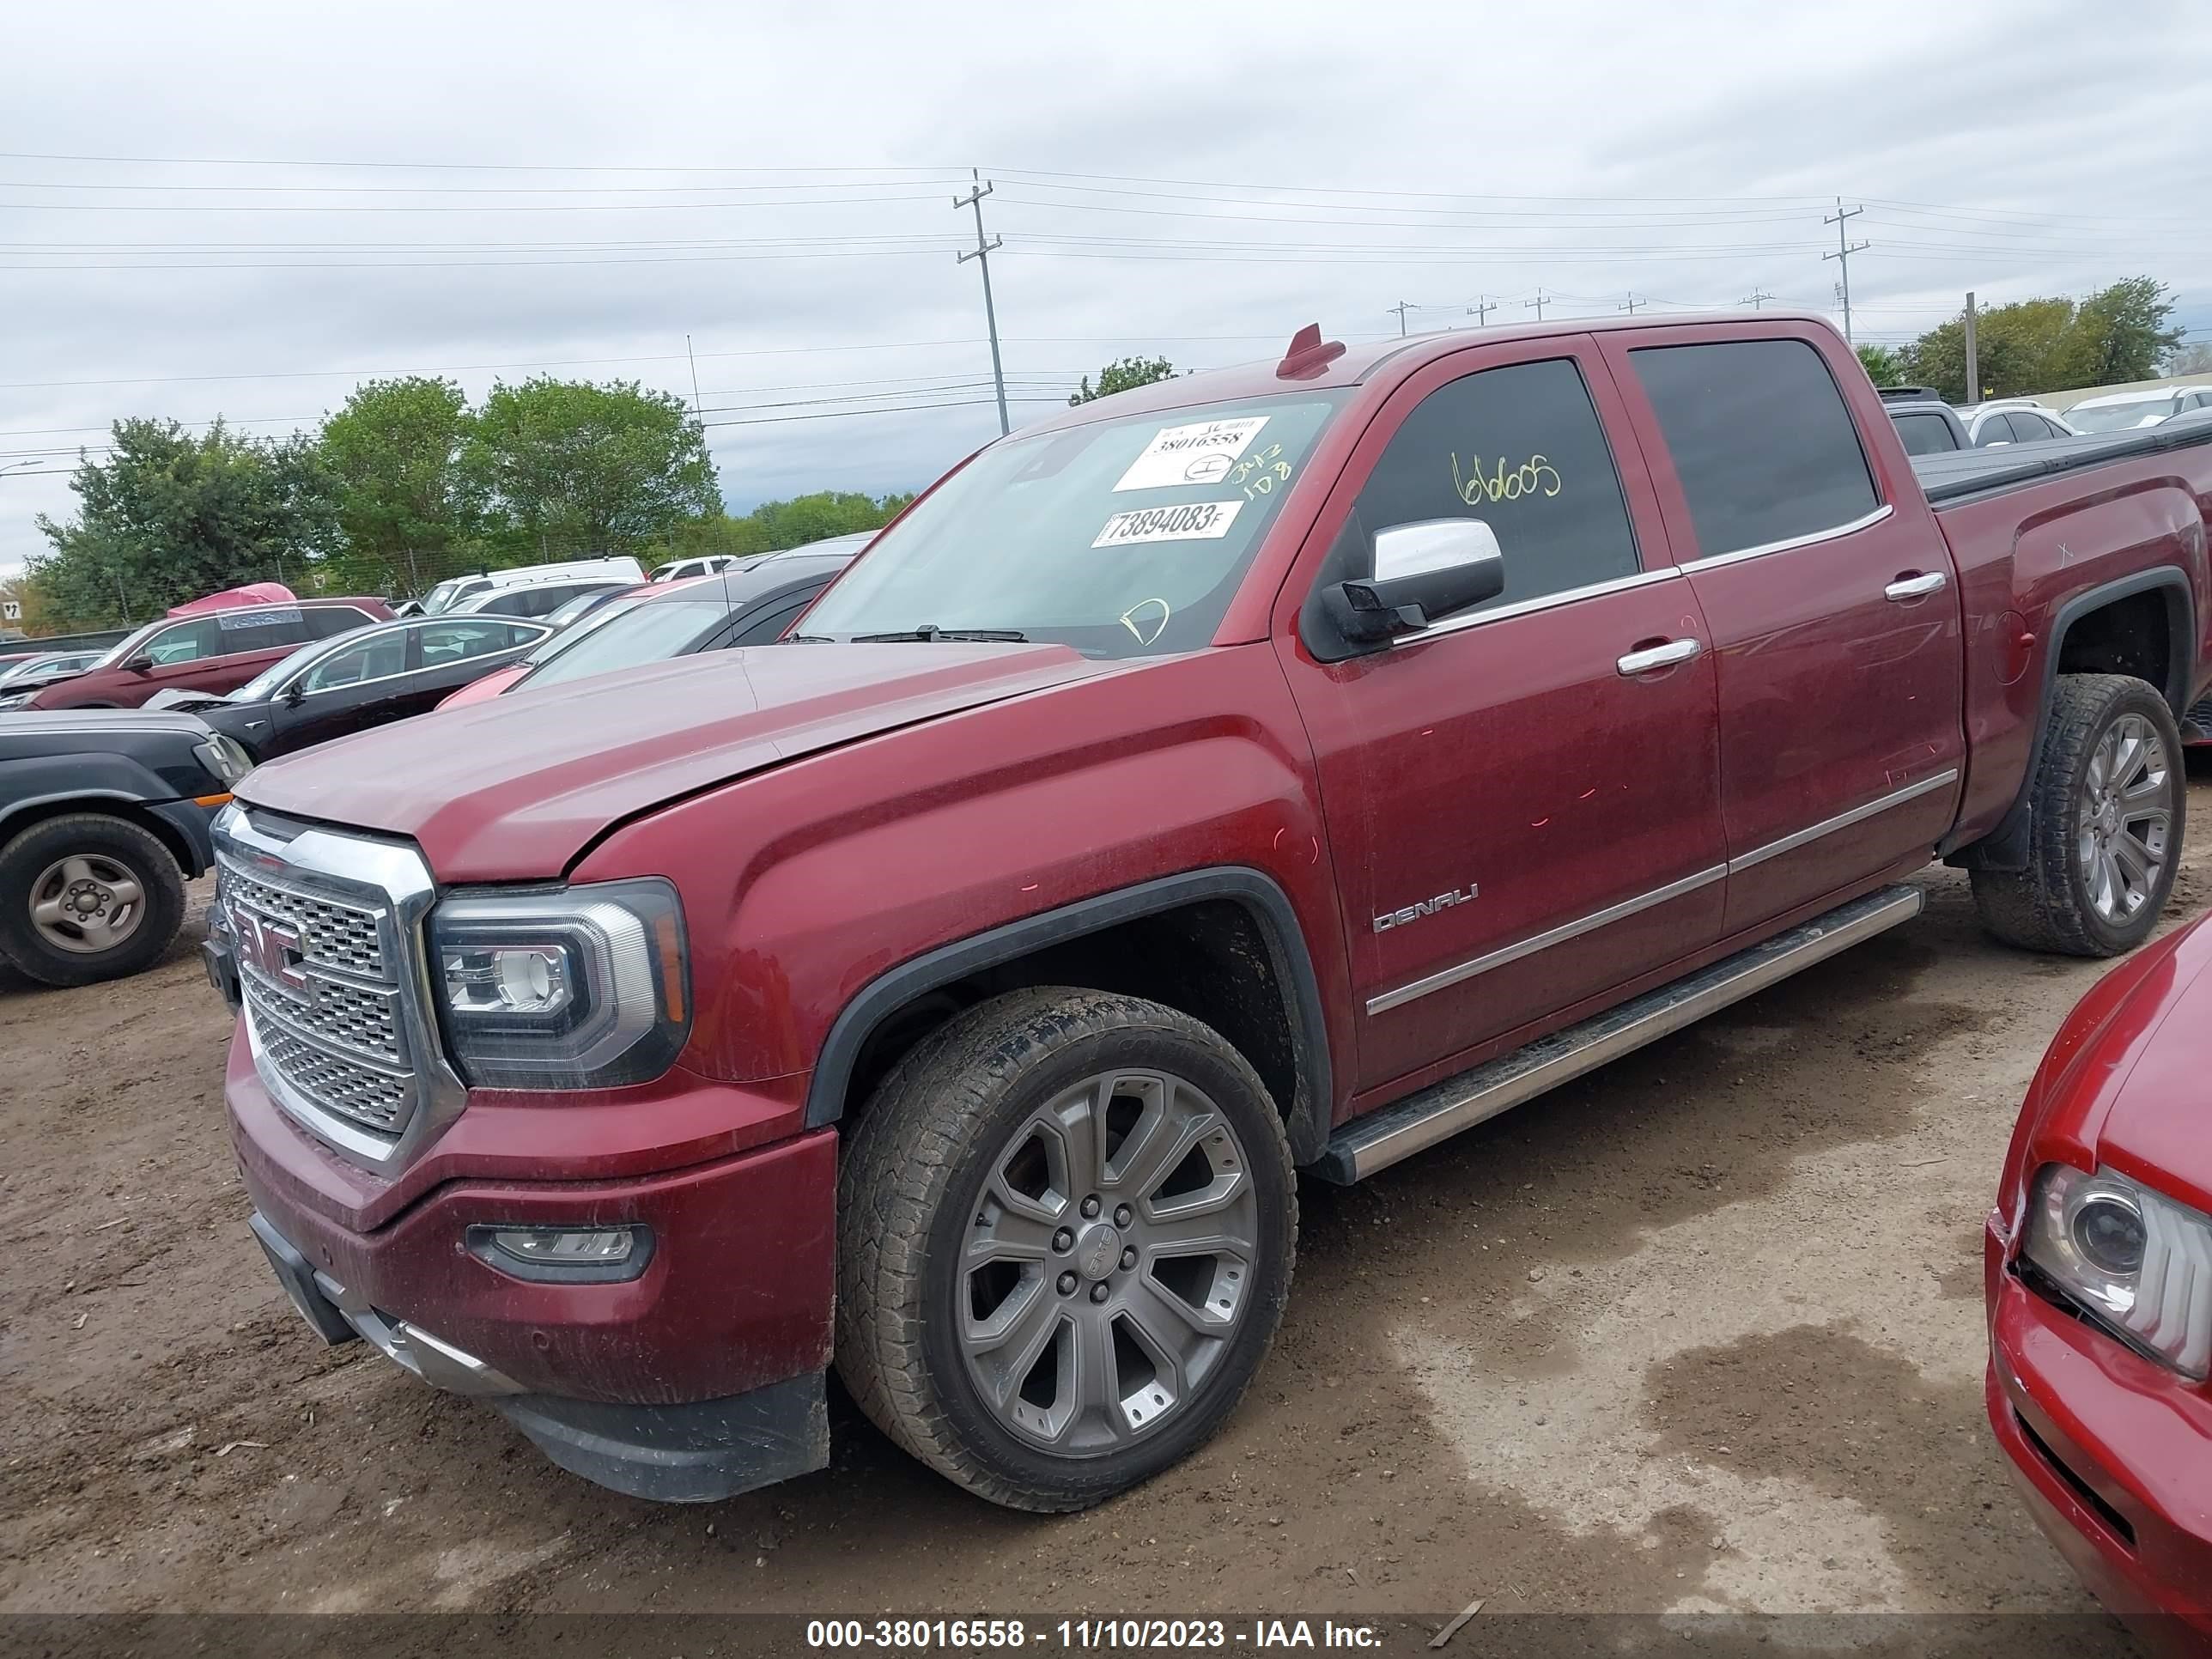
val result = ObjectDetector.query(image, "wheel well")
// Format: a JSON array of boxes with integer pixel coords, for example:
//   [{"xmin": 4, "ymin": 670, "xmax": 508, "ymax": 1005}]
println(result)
[
  {"xmin": 842, "ymin": 897, "xmax": 1305, "ymax": 1139},
  {"xmin": 0, "ymin": 799, "xmax": 199, "ymax": 879},
  {"xmin": 2055, "ymin": 590, "xmax": 2178, "ymax": 708}
]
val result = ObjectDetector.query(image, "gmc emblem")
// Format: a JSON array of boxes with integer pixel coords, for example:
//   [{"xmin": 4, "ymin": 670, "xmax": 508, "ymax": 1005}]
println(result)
[{"xmin": 234, "ymin": 908, "xmax": 309, "ymax": 995}]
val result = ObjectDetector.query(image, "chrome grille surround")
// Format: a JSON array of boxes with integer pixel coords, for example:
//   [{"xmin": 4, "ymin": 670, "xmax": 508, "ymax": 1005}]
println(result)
[{"xmin": 213, "ymin": 804, "xmax": 465, "ymax": 1171}]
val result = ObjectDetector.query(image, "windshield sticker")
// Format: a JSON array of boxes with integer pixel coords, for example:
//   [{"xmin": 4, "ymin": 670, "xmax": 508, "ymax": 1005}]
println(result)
[
  {"xmin": 1091, "ymin": 501, "xmax": 1245, "ymax": 548},
  {"xmin": 216, "ymin": 607, "xmax": 304, "ymax": 629},
  {"xmin": 1228, "ymin": 441, "xmax": 1293, "ymax": 500},
  {"xmin": 1112, "ymin": 417, "xmax": 1269, "ymax": 492},
  {"xmin": 1451, "ymin": 452, "xmax": 1563, "ymax": 506}
]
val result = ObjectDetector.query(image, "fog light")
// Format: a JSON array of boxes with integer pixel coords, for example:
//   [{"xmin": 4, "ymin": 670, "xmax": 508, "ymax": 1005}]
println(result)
[{"xmin": 466, "ymin": 1224, "xmax": 653, "ymax": 1283}]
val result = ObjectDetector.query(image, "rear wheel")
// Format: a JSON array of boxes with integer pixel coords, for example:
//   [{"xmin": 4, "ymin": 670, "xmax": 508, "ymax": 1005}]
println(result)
[
  {"xmin": 0, "ymin": 813, "xmax": 187, "ymax": 987},
  {"xmin": 836, "ymin": 988, "xmax": 1297, "ymax": 1511},
  {"xmin": 1970, "ymin": 673, "xmax": 2184, "ymax": 956}
]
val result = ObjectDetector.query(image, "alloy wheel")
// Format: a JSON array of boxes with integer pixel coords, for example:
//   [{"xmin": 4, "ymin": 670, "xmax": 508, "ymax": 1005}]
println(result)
[
  {"xmin": 957, "ymin": 1067, "xmax": 1258, "ymax": 1455},
  {"xmin": 2076, "ymin": 713, "xmax": 2172, "ymax": 926},
  {"xmin": 28, "ymin": 854, "xmax": 148, "ymax": 956}
]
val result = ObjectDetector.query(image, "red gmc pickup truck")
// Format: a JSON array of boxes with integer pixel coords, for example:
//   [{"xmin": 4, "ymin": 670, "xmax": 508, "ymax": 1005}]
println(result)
[{"xmin": 207, "ymin": 313, "xmax": 2212, "ymax": 1513}]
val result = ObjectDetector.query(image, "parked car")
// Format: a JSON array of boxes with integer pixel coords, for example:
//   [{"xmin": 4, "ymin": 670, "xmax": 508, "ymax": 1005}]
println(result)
[
  {"xmin": 1986, "ymin": 908, "xmax": 2212, "ymax": 1655},
  {"xmin": 0, "ymin": 650, "xmax": 107, "ymax": 707},
  {"xmin": 0, "ymin": 709, "xmax": 250, "ymax": 986},
  {"xmin": 649, "ymin": 554, "xmax": 742, "ymax": 583},
  {"xmin": 22, "ymin": 599, "xmax": 394, "ymax": 711},
  {"xmin": 415, "ymin": 556, "xmax": 647, "ymax": 617},
  {"xmin": 439, "ymin": 540, "xmax": 869, "ymax": 710},
  {"xmin": 1886, "ymin": 396, "xmax": 2077, "ymax": 456},
  {"xmin": 2067, "ymin": 386, "xmax": 2212, "ymax": 434},
  {"xmin": 209, "ymin": 312, "xmax": 2212, "ymax": 1512},
  {"xmin": 451, "ymin": 578, "xmax": 633, "ymax": 621},
  {"xmin": 540, "ymin": 586, "xmax": 634, "ymax": 629},
  {"xmin": 1959, "ymin": 400, "xmax": 2080, "ymax": 446},
  {"xmin": 155, "ymin": 616, "xmax": 550, "ymax": 762}
]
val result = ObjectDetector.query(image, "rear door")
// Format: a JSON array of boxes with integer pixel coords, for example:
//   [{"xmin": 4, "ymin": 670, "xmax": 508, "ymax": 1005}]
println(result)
[
  {"xmin": 1599, "ymin": 325, "xmax": 1964, "ymax": 937},
  {"xmin": 1276, "ymin": 337, "xmax": 1728, "ymax": 1094}
]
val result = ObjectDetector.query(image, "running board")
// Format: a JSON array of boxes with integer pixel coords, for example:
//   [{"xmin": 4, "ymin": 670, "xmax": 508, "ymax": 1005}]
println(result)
[{"xmin": 1313, "ymin": 884, "xmax": 1925, "ymax": 1184}]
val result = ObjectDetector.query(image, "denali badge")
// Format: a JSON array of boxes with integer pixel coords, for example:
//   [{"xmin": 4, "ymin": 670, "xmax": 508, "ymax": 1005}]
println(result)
[{"xmin": 1373, "ymin": 884, "xmax": 1478, "ymax": 933}]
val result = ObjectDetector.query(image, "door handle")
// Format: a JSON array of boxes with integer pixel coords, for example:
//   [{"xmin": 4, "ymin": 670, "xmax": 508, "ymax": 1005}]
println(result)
[
  {"xmin": 1884, "ymin": 571, "xmax": 1948, "ymax": 602},
  {"xmin": 1615, "ymin": 638, "xmax": 1702, "ymax": 677}
]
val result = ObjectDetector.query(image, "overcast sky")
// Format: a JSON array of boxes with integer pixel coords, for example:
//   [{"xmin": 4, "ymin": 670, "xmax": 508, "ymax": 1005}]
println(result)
[{"xmin": 5, "ymin": 0, "xmax": 2209, "ymax": 582}]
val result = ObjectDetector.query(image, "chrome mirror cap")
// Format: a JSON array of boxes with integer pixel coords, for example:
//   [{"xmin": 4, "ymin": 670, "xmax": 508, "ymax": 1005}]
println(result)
[{"xmin": 1372, "ymin": 518, "xmax": 1504, "ymax": 586}]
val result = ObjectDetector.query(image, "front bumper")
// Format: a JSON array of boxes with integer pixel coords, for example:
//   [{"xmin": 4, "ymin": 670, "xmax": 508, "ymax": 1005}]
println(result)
[
  {"xmin": 1986, "ymin": 1238, "xmax": 2212, "ymax": 1654},
  {"xmin": 248, "ymin": 1207, "xmax": 825, "ymax": 1503},
  {"xmin": 230, "ymin": 1040, "xmax": 839, "ymax": 1504}
]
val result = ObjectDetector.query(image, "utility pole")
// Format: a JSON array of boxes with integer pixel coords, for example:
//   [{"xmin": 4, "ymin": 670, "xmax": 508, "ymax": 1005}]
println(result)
[
  {"xmin": 1620, "ymin": 293, "xmax": 1644, "ymax": 315},
  {"xmin": 1465, "ymin": 296, "xmax": 1497, "ymax": 326},
  {"xmin": 1740, "ymin": 288, "xmax": 1775, "ymax": 310},
  {"xmin": 1964, "ymin": 292, "xmax": 1980, "ymax": 404},
  {"xmin": 1822, "ymin": 198, "xmax": 1869, "ymax": 343},
  {"xmin": 1524, "ymin": 288, "xmax": 1548, "ymax": 323},
  {"xmin": 953, "ymin": 169, "xmax": 1011, "ymax": 436},
  {"xmin": 1389, "ymin": 301, "xmax": 1416, "ymax": 337}
]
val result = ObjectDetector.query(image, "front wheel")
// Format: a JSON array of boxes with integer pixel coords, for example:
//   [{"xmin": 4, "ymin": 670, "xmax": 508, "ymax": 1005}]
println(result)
[
  {"xmin": 1971, "ymin": 672, "xmax": 2185, "ymax": 956},
  {"xmin": 836, "ymin": 988, "xmax": 1297, "ymax": 1511},
  {"xmin": 0, "ymin": 812, "xmax": 188, "ymax": 987}
]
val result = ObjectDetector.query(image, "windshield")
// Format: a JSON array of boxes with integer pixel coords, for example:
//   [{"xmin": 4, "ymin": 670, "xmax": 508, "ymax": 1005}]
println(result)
[
  {"xmin": 2069, "ymin": 397, "xmax": 2180, "ymax": 433},
  {"xmin": 515, "ymin": 599, "xmax": 730, "ymax": 691},
  {"xmin": 419, "ymin": 576, "xmax": 491, "ymax": 615},
  {"xmin": 799, "ymin": 391, "xmax": 1351, "ymax": 656},
  {"xmin": 227, "ymin": 626, "xmax": 374, "ymax": 703}
]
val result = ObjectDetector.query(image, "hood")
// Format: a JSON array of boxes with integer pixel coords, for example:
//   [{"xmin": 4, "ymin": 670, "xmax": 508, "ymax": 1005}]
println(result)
[
  {"xmin": 0, "ymin": 707, "xmax": 213, "ymax": 762},
  {"xmin": 235, "ymin": 641, "xmax": 1124, "ymax": 881},
  {"xmin": 2077, "ymin": 926, "xmax": 2212, "ymax": 1216}
]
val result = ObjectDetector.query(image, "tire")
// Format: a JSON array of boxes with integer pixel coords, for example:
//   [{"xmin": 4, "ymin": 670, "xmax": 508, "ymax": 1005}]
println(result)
[
  {"xmin": 0, "ymin": 812, "xmax": 188, "ymax": 988},
  {"xmin": 836, "ymin": 987, "xmax": 1297, "ymax": 1512},
  {"xmin": 1970, "ymin": 673, "xmax": 2185, "ymax": 956}
]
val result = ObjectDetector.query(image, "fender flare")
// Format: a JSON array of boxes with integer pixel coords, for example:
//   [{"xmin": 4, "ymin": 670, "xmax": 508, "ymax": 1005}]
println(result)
[
  {"xmin": 1947, "ymin": 565, "xmax": 2194, "ymax": 869},
  {"xmin": 802, "ymin": 866, "xmax": 1335, "ymax": 1164}
]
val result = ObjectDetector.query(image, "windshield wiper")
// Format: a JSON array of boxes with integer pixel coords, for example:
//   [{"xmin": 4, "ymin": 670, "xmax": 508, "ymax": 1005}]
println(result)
[
  {"xmin": 849, "ymin": 624, "xmax": 1028, "ymax": 643},
  {"xmin": 783, "ymin": 633, "xmax": 835, "ymax": 643}
]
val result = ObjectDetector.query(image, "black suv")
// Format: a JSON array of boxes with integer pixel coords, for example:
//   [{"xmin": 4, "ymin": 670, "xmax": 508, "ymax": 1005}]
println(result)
[{"xmin": 0, "ymin": 711, "xmax": 251, "ymax": 986}]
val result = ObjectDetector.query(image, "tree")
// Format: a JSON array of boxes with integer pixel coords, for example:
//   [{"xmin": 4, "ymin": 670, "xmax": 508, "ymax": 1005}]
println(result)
[
  {"xmin": 1070, "ymin": 356, "xmax": 1176, "ymax": 404},
  {"xmin": 2169, "ymin": 342, "xmax": 2212, "ymax": 376},
  {"xmin": 462, "ymin": 378, "xmax": 720, "ymax": 560},
  {"xmin": 27, "ymin": 418, "xmax": 331, "ymax": 628},
  {"xmin": 316, "ymin": 376, "xmax": 474, "ymax": 598},
  {"xmin": 1854, "ymin": 344, "xmax": 1905, "ymax": 387},
  {"xmin": 2057, "ymin": 276, "xmax": 2186, "ymax": 389},
  {"xmin": 648, "ymin": 491, "xmax": 920, "ymax": 563},
  {"xmin": 1899, "ymin": 280, "xmax": 2182, "ymax": 402}
]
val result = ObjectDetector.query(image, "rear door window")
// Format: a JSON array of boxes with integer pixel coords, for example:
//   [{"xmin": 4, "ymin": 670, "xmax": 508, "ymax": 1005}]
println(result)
[
  {"xmin": 1892, "ymin": 412, "xmax": 1960, "ymax": 455},
  {"xmin": 301, "ymin": 605, "xmax": 373, "ymax": 639},
  {"xmin": 1342, "ymin": 356, "xmax": 1643, "ymax": 612},
  {"xmin": 1631, "ymin": 338, "xmax": 1880, "ymax": 558}
]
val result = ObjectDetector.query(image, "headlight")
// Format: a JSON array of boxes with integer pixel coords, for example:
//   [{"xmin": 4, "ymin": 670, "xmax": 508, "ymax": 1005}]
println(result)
[
  {"xmin": 428, "ymin": 878, "xmax": 689, "ymax": 1090},
  {"xmin": 0, "ymin": 692, "xmax": 31, "ymax": 710},
  {"xmin": 2022, "ymin": 1163, "xmax": 2212, "ymax": 1379},
  {"xmin": 193, "ymin": 733, "xmax": 254, "ymax": 787}
]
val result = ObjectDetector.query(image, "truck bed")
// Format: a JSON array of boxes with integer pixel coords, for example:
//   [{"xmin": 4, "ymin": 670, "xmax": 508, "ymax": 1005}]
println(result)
[{"xmin": 1914, "ymin": 418, "xmax": 2212, "ymax": 507}]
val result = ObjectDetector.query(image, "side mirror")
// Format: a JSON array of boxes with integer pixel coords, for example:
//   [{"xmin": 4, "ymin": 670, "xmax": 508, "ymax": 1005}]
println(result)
[
  {"xmin": 124, "ymin": 653, "xmax": 153, "ymax": 673},
  {"xmin": 1332, "ymin": 520, "xmax": 1506, "ymax": 645},
  {"xmin": 281, "ymin": 680, "xmax": 307, "ymax": 707}
]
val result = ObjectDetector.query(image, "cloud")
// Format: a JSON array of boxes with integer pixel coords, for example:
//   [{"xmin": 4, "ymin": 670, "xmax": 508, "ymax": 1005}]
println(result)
[{"xmin": 3, "ymin": 0, "xmax": 2209, "ymax": 580}]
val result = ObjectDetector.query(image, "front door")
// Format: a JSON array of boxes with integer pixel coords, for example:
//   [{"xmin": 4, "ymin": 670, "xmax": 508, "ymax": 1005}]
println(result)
[
  {"xmin": 1600, "ymin": 325, "xmax": 1965, "ymax": 935},
  {"xmin": 1277, "ymin": 339, "xmax": 1729, "ymax": 1097}
]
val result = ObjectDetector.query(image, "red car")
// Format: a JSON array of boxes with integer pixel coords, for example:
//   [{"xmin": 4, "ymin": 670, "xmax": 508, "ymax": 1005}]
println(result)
[
  {"xmin": 1988, "ymin": 915, "xmax": 2212, "ymax": 1654},
  {"xmin": 27, "ymin": 598, "xmax": 392, "ymax": 710},
  {"xmin": 209, "ymin": 313, "xmax": 2212, "ymax": 1511}
]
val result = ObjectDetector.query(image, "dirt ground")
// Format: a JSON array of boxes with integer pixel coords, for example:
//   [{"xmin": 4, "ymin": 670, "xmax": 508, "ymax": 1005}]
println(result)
[{"xmin": 5, "ymin": 779, "xmax": 2209, "ymax": 1635}]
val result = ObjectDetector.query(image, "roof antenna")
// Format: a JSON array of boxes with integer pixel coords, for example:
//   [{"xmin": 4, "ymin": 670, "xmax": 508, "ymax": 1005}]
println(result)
[{"xmin": 1277, "ymin": 324, "xmax": 1346, "ymax": 380}]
